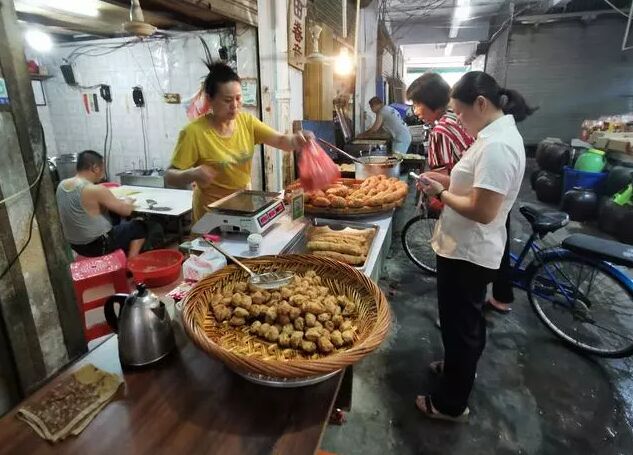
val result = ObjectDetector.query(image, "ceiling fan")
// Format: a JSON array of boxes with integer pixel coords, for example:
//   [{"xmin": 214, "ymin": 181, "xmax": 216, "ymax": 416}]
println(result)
[{"xmin": 122, "ymin": 0, "xmax": 157, "ymax": 37}]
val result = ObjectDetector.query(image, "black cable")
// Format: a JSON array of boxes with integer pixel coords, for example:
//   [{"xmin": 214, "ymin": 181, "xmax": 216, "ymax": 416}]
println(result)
[
  {"xmin": 103, "ymin": 101, "xmax": 110, "ymax": 180},
  {"xmin": 146, "ymin": 42, "xmax": 166, "ymax": 96},
  {"xmin": 140, "ymin": 107, "xmax": 149, "ymax": 170},
  {"xmin": 67, "ymin": 40, "xmax": 140, "ymax": 63},
  {"xmin": 108, "ymin": 103, "xmax": 113, "ymax": 174},
  {"xmin": 0, "ymin": 126, "xmax": 47, "ymax": 282}
]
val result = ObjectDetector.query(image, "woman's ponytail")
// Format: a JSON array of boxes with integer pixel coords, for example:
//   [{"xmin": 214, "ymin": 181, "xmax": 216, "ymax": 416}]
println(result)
[
  {"xmin": 451, "ymin": 72, "xmax": 538, "ymax": 123},
  {"xmin": 499, "ymin": 88, "xmax": 538, "ymax": 122}
]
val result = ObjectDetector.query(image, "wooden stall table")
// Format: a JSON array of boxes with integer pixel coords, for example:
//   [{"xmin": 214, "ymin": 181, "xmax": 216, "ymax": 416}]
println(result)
[{"xmin": 0, "ymin": 331, "xmax": 342, "ymax": 455}]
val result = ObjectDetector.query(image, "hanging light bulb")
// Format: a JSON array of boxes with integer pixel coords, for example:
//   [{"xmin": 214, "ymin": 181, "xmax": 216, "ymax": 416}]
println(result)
[
  {"xmin": 334, "ymin": 47, "xmax": 354, "ymax": 76},
  {"xmin": 25, "ymin": 29, "xmax": 53, "ymax": 53}
]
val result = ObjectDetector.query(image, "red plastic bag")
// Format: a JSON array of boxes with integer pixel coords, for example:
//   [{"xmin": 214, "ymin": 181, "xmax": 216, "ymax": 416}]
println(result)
[
  {"xmin": 185, "ymin": 87, "xmax": 211, "ymax": 120},
  {"xmin": 298, "ymin": 140, "xmax": 341, "ymax": 191}
]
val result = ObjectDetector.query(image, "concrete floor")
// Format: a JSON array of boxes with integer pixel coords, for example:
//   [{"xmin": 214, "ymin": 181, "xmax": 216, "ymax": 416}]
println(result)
[{"xmin": 322, "ymin": 159, "xmax": 633, "ymax": 455}]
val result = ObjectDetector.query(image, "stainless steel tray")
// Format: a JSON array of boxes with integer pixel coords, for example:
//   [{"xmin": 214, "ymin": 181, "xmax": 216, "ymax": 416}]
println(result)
[
  {"xmin": 282, "ymin": 218, "xmax": 378, "ymax": 271},
  {"xmin": 236, "ymin": 369, "xmax": 341, "ymax": 388}
]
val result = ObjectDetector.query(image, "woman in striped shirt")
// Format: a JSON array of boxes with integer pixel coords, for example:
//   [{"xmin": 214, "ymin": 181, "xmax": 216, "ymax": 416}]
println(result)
[{"xmin": 406, "ymin": 72, "xmax": 474, "ymax": 177}]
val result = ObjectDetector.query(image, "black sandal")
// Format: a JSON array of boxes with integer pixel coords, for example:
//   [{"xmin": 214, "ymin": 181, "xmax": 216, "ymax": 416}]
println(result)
[{"xmin": 415, "ymin": 395, "xmax": 469, "ymax": 423}]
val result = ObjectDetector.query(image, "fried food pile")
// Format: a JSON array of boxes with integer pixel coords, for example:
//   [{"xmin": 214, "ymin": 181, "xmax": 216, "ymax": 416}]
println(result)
[
  {"xmin": 305, "ymin": 175, "xmax": 408, "ymax": 209},
  {"xmin": 208, "ymin": 270, "xmax": 358, "ymax": 355},
  {"xmin": 306, "ymin": 226, "xmax": 375, "ymax": 266}
]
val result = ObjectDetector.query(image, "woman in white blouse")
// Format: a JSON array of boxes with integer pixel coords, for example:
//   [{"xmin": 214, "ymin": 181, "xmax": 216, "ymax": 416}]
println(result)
[{"xmin": 416, "ymin": 71, "xmax": 536, "ymax": 422}]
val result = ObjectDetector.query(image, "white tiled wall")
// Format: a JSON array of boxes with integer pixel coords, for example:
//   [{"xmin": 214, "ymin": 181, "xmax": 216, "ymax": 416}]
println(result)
[{"xmin": 31, "ymin": 27, "xmax": 262, "ymax": 188}]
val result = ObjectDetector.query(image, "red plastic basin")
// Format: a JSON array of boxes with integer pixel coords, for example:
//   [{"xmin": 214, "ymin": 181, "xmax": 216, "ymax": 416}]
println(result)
[{"xmin": 127, "ymin": 249, "xmax": 184, "ymax": 287}]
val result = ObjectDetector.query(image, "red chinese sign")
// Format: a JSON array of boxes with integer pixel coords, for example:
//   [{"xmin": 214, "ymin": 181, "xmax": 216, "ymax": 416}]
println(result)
[{"xmin": 288, "ymin": 0, "xmax": 306, "ymax": 71}]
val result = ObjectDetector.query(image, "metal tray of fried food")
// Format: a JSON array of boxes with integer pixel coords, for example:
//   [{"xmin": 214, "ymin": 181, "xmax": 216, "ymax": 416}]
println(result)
[{"xmin": 281, "ymin": 218, "xmax": 378, "ymax": 270}]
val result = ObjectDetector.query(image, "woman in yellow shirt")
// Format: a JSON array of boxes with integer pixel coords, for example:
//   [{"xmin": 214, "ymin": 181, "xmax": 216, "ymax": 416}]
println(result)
[{"xmin": 165, "ymin": 62, "xmax": 312, "ymax": 222}]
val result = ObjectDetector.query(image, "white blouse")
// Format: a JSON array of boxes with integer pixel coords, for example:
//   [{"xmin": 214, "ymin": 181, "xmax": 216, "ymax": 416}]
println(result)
[{"xmin": 431, "ymin": 115, "xmax": 526, "ymax": 270}]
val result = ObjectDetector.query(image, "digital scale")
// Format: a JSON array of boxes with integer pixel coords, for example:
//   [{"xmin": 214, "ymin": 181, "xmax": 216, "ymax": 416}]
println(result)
[{"xmin": 191, "ymin": 190, "xmax": 286, "ymax": 235}]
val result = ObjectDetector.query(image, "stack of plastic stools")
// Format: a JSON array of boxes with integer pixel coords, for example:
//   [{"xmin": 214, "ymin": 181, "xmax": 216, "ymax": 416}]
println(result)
[{"xmin": 70, "ymin": 249, "xmax": 129, "ymax": 342}]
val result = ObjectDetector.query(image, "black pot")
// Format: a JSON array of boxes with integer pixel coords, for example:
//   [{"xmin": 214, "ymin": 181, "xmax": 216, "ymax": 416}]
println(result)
[
  {"xmin": 606, "ymin": 151, "xmax": 633, "ymax": 170},
  {"xmin": 536, "ymin": 141, "xmax": 571, "ymax": 174},
  {"xmin": 603, "ymin": 166, "xmax": 633, "ymax": 196},
  {"xmin": 561, "ymin": 188, "xmax": 598, "ymax": 221},
  {"xmin": 534, "ymin": 171, "xmax": 563, "ymax": 204},
  {"xmin": 616, "ymin": 207, "xmax": 633, "ymax": 244},
  {"xmin": 598, "ymin": 197, "xmax": 628, "ymax": 235},
  {"xmin": 530, "ymin": 169, "xmax": 548, "ymax": 190}
]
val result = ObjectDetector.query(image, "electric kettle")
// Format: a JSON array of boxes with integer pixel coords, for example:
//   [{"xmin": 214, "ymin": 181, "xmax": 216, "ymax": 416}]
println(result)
[{"xmin": 104, "ymin": 284, "xmax": 175, "ymax": 366}]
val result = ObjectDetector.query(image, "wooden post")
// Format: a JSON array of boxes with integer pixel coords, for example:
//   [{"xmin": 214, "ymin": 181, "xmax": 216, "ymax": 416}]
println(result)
[{"xmin": 0, "ymin": 0, "xmax": 86, "ymax": 390}]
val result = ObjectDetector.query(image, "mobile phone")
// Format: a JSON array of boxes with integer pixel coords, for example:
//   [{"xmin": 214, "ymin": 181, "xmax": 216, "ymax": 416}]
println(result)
[{"xmin": 409, "ymin": 172, "xmax": 431, "ymax": 185}]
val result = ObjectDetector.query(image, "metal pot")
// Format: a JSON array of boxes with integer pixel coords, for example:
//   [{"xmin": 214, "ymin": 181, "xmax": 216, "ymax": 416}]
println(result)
[
  {"xmin": 55, "ymin": 153, "xmax": 78, "ymax": 180},
  {"xmin": 355, "ymin": 156, "xmax": 402, "ymax": 179}
]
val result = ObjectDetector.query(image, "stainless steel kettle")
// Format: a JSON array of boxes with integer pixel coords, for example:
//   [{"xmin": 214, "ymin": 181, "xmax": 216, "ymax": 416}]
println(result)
[{"xmin": 104, "ymin": 284, "xmax": 175, "ymax": 367}]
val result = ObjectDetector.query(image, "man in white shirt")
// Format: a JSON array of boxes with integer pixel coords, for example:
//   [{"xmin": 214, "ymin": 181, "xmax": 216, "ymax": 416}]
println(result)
[{"xmin": 364, "ymin": 97, "xmax": 412, "ymax": 154}]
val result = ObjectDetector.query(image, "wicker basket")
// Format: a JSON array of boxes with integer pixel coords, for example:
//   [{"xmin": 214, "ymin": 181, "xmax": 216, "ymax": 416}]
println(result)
[{"xmin": 181, "ymin": 255, "xmax": 391, "ymax": 378}]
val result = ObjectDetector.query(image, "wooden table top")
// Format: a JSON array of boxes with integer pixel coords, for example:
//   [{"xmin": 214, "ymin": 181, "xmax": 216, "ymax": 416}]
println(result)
[{"xmin": 0, "ymin": 331, "xmax": 342, "ymax": 455}]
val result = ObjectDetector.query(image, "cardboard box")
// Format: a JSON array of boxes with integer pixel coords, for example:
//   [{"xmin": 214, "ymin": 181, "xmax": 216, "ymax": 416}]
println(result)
[{"xmin": 589, "ymin": 132, "xmax": 633, "ymax": 155}]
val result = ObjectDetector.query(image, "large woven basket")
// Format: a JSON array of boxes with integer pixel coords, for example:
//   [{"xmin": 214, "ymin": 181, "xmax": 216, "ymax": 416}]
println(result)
[{"xmin": 181, "ymin": 254, "xmax": 391, "ymax": 379}]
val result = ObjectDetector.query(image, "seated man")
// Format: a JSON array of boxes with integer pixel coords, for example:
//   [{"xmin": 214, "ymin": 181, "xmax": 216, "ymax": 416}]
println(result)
[
  {"xmin": 363, "ymin": 97, "xmax": 412, "ymax": 154},
  {"xmin": 56, "ymin": 150, "xmax": 146, "ymax": 258}
]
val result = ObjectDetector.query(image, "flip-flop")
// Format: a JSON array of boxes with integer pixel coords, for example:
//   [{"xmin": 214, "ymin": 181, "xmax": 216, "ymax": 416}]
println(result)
[
  {"xmin": 415, "ymin": 395, "xmax": 469, "ymax": 423},
  {"xmin": 484, "ymin": 300, "xmax": 512, "ymax": 314}
]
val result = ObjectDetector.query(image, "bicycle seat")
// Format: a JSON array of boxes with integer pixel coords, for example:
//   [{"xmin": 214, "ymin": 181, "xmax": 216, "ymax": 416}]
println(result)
[
  {"xmin": 519, "ymin": 205, "xmax": 569, "ymax": 235},
  {"xmin": 563, "ymin": 234, "xmax": 633, "ymax": 268}
]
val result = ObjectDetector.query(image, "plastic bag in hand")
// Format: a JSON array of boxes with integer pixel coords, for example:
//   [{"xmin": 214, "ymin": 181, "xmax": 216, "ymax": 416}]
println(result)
[
  {"xmin": 185, "ymin": 87, "xmax": 211, "ymax": 120},
  {"xmin": 298, "ymin": 140, "xmax": 341, "ymax": 191}
]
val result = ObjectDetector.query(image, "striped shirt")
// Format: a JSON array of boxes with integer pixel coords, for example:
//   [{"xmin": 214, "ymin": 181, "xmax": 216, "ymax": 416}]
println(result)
[{"xmin": 427, "ymin": 110, "xmax": 474, "ymax": 172}]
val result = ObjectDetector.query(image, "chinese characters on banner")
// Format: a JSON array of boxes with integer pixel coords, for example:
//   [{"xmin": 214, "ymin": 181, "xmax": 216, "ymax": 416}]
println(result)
[{"xmin": 288, "ymin": 0, "xmax": 307, "ymax": 71}]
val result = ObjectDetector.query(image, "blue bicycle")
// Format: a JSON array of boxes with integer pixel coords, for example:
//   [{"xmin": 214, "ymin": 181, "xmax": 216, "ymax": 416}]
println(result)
[{"xmin": 402, "ymin": 203, "xmax": 633, "ymax": 358}]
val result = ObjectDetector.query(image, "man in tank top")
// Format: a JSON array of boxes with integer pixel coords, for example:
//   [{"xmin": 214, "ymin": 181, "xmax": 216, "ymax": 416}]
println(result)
[
  {"xmin": 56, "ymin": 150, "xmax": 146, "ymax": 258},
  {"xmin": 364, "ymin": 97, "xmax": 412, "ymax": 154}
]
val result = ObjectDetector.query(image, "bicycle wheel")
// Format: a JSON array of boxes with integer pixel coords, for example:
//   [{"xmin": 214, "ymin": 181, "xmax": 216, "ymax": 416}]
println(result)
[
  {"xmin": 528, "ymin": 253, "xmax": 633, "ymax": 358},
  {"xmin": 401, "ymin": 214, "xmax": 438, "ymax": 275}
]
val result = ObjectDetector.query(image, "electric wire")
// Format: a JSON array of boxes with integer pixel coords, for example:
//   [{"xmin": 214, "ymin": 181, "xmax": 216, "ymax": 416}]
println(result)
[{"xmin": 0, "ymin": 126, "xmax": 47, "ymax": 281}]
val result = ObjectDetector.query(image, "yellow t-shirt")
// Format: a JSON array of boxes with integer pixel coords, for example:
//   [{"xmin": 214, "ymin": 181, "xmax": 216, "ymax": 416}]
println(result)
[{"xmin": 170, "ymin": 112, "xmax": 277, "ymax": 222}]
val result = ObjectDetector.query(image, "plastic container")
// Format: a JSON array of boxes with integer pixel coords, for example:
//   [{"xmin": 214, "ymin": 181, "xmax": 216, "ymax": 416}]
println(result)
[
  {"xmin": 614, "ymin": 184, "xmax": 633, "ymax": 206},
  {"xmin": 574, "ymin": 148, "xmax": 606, "ymax": 173},
  {"xmin": 127, "ymin": 249, "xmax": 184, "ymax": 287},
  {"xmin": 389, "ymin": 103, "xmax": 409, "ymax": 120},
  {"xmin": 562, "ymin": 166, "xmax": 607, "ymax": 194},
  {"xmin": 247, "ymin": 234, "xmax": 263, "ymax": 254}
]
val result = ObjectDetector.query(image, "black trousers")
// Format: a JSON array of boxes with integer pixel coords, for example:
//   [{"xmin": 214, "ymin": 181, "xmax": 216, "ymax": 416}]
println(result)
[
  {"xmin": 432, "ymin": 255, "xmax": 497, "ymax": 416},
  {"xmin": 71, "ymin": 220, "xmax": 146, "ymax": 257},
  {"xmin": 491, "ymin": 215, "xmax": 515, "ymax": 304}
]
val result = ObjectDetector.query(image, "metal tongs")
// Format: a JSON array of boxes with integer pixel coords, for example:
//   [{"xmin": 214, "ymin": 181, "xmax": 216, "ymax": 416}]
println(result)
[
  {"xmin": 317, "ymin": 138, "xmax": 363, "ymax": 164},
  {"xmin": 203, "ymin": 240, "xmax": 294, "ymax": 290}
]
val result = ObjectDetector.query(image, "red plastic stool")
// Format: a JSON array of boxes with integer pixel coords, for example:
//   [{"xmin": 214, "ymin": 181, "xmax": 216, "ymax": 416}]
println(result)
[{"xmin": 70, "ymin": 249, "xmax": 129, "ymax": 342}]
